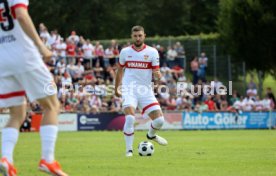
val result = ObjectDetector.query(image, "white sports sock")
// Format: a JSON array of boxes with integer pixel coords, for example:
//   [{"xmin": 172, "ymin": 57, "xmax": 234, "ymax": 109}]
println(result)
[
  {"xmin": 148, "ymin": 116, "xmax": 164, "ymax": 138},
  {"xmin": 1, "ymin": 128, "xmax": 19, "ymax": 163},
  {"xmin": 40, "ymin": 125, "xmax": 58, "ymax": 163},
  {"xmin": 123, "ymin": 115, "xmax": 135, "ymax": 152}
]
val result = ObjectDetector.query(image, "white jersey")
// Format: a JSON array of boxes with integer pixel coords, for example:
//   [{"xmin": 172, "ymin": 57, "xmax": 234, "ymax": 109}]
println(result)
[
  {"xmin": 119, "ymin": 44, "xmax": 160, "ymax": 87},
  {"xmin": 82, "ymin": 43, "xmax": 94, "ymax": 58},
  {"xmin": 233, "ymin": 100, "xmax": 243, "ymax": 110},
  {"xmin": 56, "ymin": 42, "xmax": 67, "ymax": 57},
  {"xmin": 0, "ymin": 0, "xmax": 44, "ymax": 77}
]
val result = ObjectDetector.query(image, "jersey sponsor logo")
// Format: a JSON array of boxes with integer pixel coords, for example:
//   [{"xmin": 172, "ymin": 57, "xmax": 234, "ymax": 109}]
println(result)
[
  {"xmin": 128, "ymin": 56, "xmax": 132, "ymax": 58},
  {"xmin": 125, "ymin": 61, "xmax": 152, "ymax": 69}
]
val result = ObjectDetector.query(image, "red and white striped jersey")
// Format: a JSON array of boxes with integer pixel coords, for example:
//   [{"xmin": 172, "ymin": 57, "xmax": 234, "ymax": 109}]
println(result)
[
  {"xmin": 119, "ymin": 44, "xmax": 160, "ymax": 86},
  {"xmin": 0, "ymin": 0, "xmax": 44, "ymax": 77}
]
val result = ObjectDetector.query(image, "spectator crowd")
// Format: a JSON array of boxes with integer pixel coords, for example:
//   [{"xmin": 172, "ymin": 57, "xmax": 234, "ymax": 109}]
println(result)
[{"xmin": 0, "ymin": 23, "xmax": 275, "ymax": 114}]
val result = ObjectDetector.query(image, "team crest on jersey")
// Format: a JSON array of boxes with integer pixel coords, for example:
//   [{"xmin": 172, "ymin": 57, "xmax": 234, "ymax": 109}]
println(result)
[
  {"xmin": 0, "ymin": 9, "xmax": 5, "ymax": 22},
  {"xmin": 144, "ymin": 55, "xmax": 149, "ymax": 60}
]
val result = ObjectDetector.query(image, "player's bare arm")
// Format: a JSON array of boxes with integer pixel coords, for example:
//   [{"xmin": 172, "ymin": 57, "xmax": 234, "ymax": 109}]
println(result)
[
  {"xmin": 115, "ymin": 66, "xmax": 124, "ymax": 97},
  {"xmin": 15, "ymin": 7, "xmax": 52, "ymax": 61},
  {"xmin": 153, "ymin": 68, "xmax": 162, "ymax": 87},
  {"xmin": 153, "ymin": 68, "xmax": 162, "ymax": 81}
]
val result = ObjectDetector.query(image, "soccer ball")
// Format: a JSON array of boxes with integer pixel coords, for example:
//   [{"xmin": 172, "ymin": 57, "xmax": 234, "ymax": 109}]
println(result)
[{"xmin": 138, "ymin": 141, "xmax": 154, "ymax": 156}]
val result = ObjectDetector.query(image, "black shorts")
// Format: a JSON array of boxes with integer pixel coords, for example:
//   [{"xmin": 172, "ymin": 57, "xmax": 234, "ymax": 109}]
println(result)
[{"xmin": 109, "ymin": 58, "xmax": 116, "ymax": 66}]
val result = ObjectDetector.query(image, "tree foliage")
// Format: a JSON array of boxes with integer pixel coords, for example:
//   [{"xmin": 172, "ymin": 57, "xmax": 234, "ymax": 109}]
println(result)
[
  {"xmin": 29, "ymin": 0, "xmax": 219, "ymax": 39},
  {"xmin": 218, "ymin": 0, "xmax": 276, "ymax": 76}
]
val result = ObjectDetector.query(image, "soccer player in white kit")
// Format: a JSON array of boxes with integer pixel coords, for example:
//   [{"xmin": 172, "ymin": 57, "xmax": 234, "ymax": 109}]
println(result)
[
  {"xmin": 115, "ymin": 26, "xmax": 168, "ymax": 157},
  {"xmin": 0, "ymin": 0, "xmax": 67, "ymax": 175}
]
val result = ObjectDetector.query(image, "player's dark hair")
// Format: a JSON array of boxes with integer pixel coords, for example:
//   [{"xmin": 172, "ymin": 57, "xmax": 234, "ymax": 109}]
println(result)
[{"xmin": 131, "ymin": 26, "xmax": 144, "ymax": 33}]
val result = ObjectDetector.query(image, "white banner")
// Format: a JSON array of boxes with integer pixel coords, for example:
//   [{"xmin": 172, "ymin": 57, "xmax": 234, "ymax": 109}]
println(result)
[
  {"xmin": 135, "ymin": 112, "xmax": 182, "ymax": 130},
  {"xmin": 58, "ymin": 114, "xmax": 77, "ymax": 131}
]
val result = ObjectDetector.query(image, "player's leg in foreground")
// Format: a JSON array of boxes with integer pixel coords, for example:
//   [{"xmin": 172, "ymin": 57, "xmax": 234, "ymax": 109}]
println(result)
[
  {"xmin": 0, "ymin": 104, "xmax": 26, "ymax": 176},
  {"xmin": 36, "ymin": 95, "xmax": 68, "ymax": 176},
  {"xmin": 123, "ymin": 107, "xmax": 136, "ymax": 157},
  {"xmin": 10, "ymin": 66, "xmax": 68, "ymax": 176},
  {"xmin": 147, "ymin": 110, "xmax": 168, "ymax": 146}
]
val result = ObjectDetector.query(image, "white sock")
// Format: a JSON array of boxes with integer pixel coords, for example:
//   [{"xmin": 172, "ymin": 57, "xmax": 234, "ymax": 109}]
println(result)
[
  {"xmin": 40, "ymin": 125, "xmax": 58, "ymax": 163},
  {"xmin": 1, "ymin": 128, "xmax": 19, "ymax": 163},
  {"xmin": 148, "ymin": 116, "xmax": 164, "ymax": 138},
  {"xmin": 123, "ymin": 115, "xmax": 135, "ymax": 152}
]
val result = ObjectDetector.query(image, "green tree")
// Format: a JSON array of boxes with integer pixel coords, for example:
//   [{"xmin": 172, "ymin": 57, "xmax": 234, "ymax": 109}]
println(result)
[
  {"xmin": 218, "ymin": 0, "xmax": 276, "ymax": 94},
  {"xmin": 29, "ymin": 0, "xmax": 219, "ymax": 39},
  {"xmin": 218, "ymin": 0, "xmax": 276, "ymax": 75}
]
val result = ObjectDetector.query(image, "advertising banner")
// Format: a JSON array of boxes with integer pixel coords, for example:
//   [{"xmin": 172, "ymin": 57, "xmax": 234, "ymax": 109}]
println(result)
[
  {"xmin": 58, "ymin": 114, "xmax": 77, "ymax": 131},
  {"xmin": 270, "ymin": 111, "xmax": 276, "ymax": 128},
  {"xmin": 182, "ymin": 111, "xmax": 276, "ymax": 129},
  {"xmin": 31, "ymin": 113, "xmax": 77, "ymax": 132},
  {"xmin": 135, "ymin": 113, "xmax": 182, "ymax": 130},
  {"xmin": 77, "ymin": 112, "xmax": 125, "ymax": 131}
]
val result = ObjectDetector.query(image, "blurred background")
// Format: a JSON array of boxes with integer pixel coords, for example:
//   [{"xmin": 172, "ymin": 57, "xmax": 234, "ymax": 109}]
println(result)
[
  {"xmin": 1, "ymin": 1, "xmax": 275, "ymax": 175},
  {"xmin": 1, "ymin": 0, "xmax": 276, "ymax": 131}
]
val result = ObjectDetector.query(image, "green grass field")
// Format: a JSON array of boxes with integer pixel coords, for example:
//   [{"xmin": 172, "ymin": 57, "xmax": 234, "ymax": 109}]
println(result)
[{"xmin": 9, "ymin": 130, "xmax": 276, "ymax": 176}]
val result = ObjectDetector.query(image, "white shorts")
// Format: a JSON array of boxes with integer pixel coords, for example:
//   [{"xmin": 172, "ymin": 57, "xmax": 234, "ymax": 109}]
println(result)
[
  {"xmin": 0, "ymin": 65, "xmax": 56, "ymax": 108},
  {"xmin": 122, "ymin": 91, "xmax": 161, "ymax": 118}
]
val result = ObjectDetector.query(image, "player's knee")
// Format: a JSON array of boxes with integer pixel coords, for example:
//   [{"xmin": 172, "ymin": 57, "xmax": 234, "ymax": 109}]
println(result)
[
  {"xmin": 154, "ymin": 116, "xmax": 165, "ymax": 128},
  {"xmin": 124, "ymin": 115, "xmax": 135, "ymax": 133},
  {"xmin": 45, "ymin": 100, "xmax": 60, "ymax": 112},
  {"xmin": 9, "ymin": 105, "xmax": 26, "ymax": 128},
  {"xmin": 124, "ymin": 107, "xmax": 135, "ymax": 116},
  {"xmin": 124, "ymin": 115, "xmax": 135, "ymax": 127},
  {"xmin": 149, "ymin": 110, "xmax": 163, "ymax": 119},
  {"xmin": 38, "ymin": 95, "xmax": 60, "ymax": 112}
]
